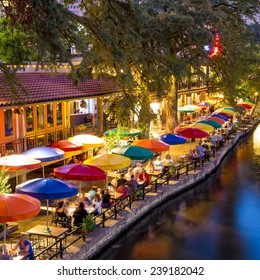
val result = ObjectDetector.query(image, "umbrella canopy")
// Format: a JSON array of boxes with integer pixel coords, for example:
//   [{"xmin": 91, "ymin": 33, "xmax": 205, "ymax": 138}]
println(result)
[
  {"xmin": 0, "ymin": 154, "xmax": 41, "ymax": 171},
  {"xmin": 203, "ymin": 116, "xmax": 225, "ymax": 124},
  {"xmin": 178, "ymin": 106, "xmax": 194, "ymax": 113},
  {"xmin": 189, "ymin": 123, "xmax": 214, "ymax": 132},
  {"xmin": 216, "ymin": 112, "xmax": 233, "ymax": 119},
  {"xmin": 237, "ymin": 103, "xmax": 253, "ymax": 109},
  {"xmin": 0, "ymin": 193, "xmax": 41, "ymax": 223},
  {"xmin": 68, "ymin": 134, "xmax": 104, "ymax": 148},
  {"xmin": 215, "ymin": 108, "xmax": 235, "ymax": 115},
  {"xmin": 16, "ymin": 178, "xmax": 78, "ymax": 231},
  {"xmin": 198, "ymin": 119, "xmax": 222, "ymax": 129},
  {"xmin": 111, "ymin": 145, "xmax": 154, "ymax": 160},
  {"xmin": 48, "ymin": 140, "xmax": 83, "ymax": 152},
  {"xmin": 22, "ymin": 147, "xmax": 64, "ymax": 162},
  {"xmin": 177, "ymin": 127, "xmax": 208, "ymax": 139},
  {"xmin": 104, "ymin": 128, "xmax": 142, "ymax": 137},
  {"xmin": 16, "ymin": 178, "xmax": 78, "ymax": 200},
  {"xmin": 196, "ymin": 101, "xmax": 211, "ymax": 107},
  {"xmin": 132, "ymin": 139, "xmax": 170, "ymax": 153},
  {"xmin": 53, "ymin": 164, "xmax": 106, "ymax": 181},
  {"xmin": 160, "ymin": 134, "xmax": 187, "ymax": 145},
  {"xmin": 84, "ymin": 154, "xmax": 131, "ymax": 170},
  {"xmin": 211, "ymin": 113, "xmax": 229, "ymax": 121},
  {"xmin": 0, "ymin": 193, "xmax": 41, "ymax": 251}
]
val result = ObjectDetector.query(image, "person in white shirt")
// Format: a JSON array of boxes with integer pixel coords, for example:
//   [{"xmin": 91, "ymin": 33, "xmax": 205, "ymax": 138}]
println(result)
[{"xmin": 153, "ymin": 156, "xmax": 164, "ymax": 172}]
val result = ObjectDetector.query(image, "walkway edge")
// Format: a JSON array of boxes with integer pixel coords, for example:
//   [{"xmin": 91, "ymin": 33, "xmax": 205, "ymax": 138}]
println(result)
[{"xmin": 69, "ymin": 120, "xmax": 260, "ymax": 260}]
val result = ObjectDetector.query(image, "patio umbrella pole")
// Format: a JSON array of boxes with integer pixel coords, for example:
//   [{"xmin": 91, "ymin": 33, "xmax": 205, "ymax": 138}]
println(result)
[
  {"xmin": 44, "ymin": 199, "xmax": 50, "ymax": 233},
  {"xmin": 42, "ymin": 165, "xmax": 45, "ymax": 178},
  {"xmin": 3, "ymin": 222, "xmax": 6, "ymax": 253}
]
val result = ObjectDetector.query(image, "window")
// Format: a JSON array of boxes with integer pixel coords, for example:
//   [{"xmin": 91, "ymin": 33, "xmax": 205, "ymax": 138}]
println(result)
[
  {"xmin": 37, "ymin": 105, "xmax": 44, "ymax": 130},
  {"xmin": 25, "ymin": 106, "xmax": 34, "ymax": 132},
  {"xmin": 4, "ymin": 109, "xmax": 13, "ymax": 137},
  {"xmin": 56, "ymin": 102, "xmax": 63, "ymax": 126},
  {"xmin": 47, "ymin": 104, "xmax": 54, "ymax": 127}
]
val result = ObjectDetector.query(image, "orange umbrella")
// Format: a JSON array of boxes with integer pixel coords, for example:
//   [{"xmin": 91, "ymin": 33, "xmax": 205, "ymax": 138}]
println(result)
[
  {"xmin": 132, "ymin": 139, "xmax": 170, "ymax": 153},
  {"xmin": 0, "ymin": 193, "xmax": 41, "ymax": 251}
]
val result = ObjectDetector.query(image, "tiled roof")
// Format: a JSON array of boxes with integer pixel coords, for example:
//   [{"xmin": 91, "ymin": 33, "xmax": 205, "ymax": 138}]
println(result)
[{"xmin": 0, "ymin": 72, "xmax": 122, "ymax": 107}]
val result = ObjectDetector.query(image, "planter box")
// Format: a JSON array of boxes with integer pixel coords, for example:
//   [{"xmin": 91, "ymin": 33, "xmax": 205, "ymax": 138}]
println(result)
[{"xmin": 0, "ymin": 223, "xmax": 18, "ymax": 239}]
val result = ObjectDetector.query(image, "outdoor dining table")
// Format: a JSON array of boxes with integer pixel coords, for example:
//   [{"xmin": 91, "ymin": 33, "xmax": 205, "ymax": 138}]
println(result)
[
  {"xmin": 109, "ymin": 191, "xmax": 123, "ymax": 201},
  {"xmin": 26, "ymin": 224, "xmax": 69, "ymax": 250}
]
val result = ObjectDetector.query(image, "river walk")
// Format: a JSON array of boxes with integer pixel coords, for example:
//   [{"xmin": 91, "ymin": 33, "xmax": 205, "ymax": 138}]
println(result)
[{"xmin": 3, "ymin": 118, "xmax": 259, "ymax": 260}]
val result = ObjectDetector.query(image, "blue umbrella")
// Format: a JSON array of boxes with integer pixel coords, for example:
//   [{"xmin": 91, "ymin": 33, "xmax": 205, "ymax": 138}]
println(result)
[
  {"xmin": 16, "ymin": 178, "xmax": 78, "ymax": 231},
  {"xmin": 211, "ymin": 113, "xmax": 228, "ymax": 121},
  {"xmin": 111, "ymin": 145, "xmax": 154, "ymax": 160},
  {"xmin": 22, "ymin": 147, "xmax": 64, "ymax": 162},
  {"xmin": 160, "ymin": 134, "xmax": 187, "ymax": 145},
  {"xmin": 22, "ymin": 147, "xmax": 65, "ymax": 177}
]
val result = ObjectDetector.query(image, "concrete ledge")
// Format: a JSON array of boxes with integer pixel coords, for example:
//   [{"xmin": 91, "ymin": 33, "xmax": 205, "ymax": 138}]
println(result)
[{"xmin": 69, "ymin": 119, "xmax": 259, "ymax": 260}]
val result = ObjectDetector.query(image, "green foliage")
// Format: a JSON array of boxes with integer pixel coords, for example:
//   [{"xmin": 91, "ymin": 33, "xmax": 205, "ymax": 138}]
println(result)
[
  {"xmin": 105, "ymin": 127, "xmax": 125, "ymax": 152},
  {"xmin": 0, "ymin": 223, "xmax": 3, "ymax": 233},
  {"xmin": 0, "ymin": 165, "xmax": 11, "ymax": 194},
  {"xmin": 81, "ymin": 215, "xmax": 95, "ymax": 232}
]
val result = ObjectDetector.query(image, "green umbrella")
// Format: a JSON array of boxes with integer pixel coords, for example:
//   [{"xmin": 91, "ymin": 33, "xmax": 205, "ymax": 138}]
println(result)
[
  {"xmin": 111, "ymin": 145, "xmax": 154, "ymax": 160},
  {"xmin": 198, "ymin": 119, "xmax": 222, "ymax": 129},
  {"xmin": 104, "ymin": 128, "xmax": 142, "ymax": 137}
]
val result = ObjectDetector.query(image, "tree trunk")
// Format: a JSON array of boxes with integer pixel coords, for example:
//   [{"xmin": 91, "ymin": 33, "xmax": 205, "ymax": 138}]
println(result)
[
  {"xmin": 97, "ymin": 97, "xmax": 104, "ymax": 135},
  {"xmin": 165, "ymin": 76, "xmax": 179, "ymax": 133}
]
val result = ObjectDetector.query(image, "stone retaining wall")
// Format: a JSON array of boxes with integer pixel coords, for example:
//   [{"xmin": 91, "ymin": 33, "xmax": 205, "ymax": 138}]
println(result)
[{"xmin": 70, "ymin": 121, "xmax": 259, "ymax": 260}]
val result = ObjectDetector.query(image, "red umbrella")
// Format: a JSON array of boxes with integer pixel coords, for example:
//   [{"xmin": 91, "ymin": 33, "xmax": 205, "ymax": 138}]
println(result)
[
  {"xmin": 204, "ymin": 116, "xmax": 225, "ymax": 124},
  {"xmin": 132, "ymin": 139, "xmax": 170, "ymax": 153},
  {"xmin": 217, "ymin": 112, "xmax": 233, "ymax": 119},
  {"xmin": 0, "ymin": 193, "xmax": 41, "ymax": 251},
  {"xmin": 53, "ymin": 164, "xmax": 106, "ymax": 181},
  {"xmin": 48, "ymin": 140, "xmax": 83, "ymax": 152},
  {"xmin": 177, "ymin": 127, "xmax": 208, "ymax": 139}
]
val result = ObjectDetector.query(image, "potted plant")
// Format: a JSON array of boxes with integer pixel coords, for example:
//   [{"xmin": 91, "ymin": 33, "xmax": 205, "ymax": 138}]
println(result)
[{"xmin": 81, "ymin": 215, "xmax": 95, "ymax": 233}]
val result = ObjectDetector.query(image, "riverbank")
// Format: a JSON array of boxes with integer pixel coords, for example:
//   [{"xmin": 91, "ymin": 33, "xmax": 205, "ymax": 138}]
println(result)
[{"xmin": 68, "ymin": 119, "xmax": 260, "ymax": 260}]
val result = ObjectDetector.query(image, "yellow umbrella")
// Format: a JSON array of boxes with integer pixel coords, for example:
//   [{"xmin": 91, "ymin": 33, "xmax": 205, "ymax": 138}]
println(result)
[
  {"xmin": 68, "ymin": 134, "xmax": 104, "ymax": 148},
  {"xmin": 189, "ymin": 123, "xmax": 214, "ymax": 132},
  {"xmin": 84, "ymin": 154, "xmax": 131, "ymax": 171},
  {"xmin": 215, "ymin": 108, "xmax": 235, "ymax": 115}
]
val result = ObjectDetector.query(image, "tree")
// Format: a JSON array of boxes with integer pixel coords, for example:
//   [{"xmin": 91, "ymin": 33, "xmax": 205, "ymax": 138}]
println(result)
[{"xmin": 0, "ymin": 165, "xmax": 11, "ymax": 194}]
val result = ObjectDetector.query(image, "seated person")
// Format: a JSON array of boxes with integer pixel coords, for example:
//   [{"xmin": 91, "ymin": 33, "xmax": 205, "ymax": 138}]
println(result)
[
  {"xmin": 162, "ymin": 154, "xmax": 174, "ymax": 171},
  {"xmin": 76, "ymin": 193, "xmax": 91, "ymax": 207},
  {"xmin": 11, "ymin": 233, "xmax": 34, "ymax": 260},
  {"xmin": 73, "ymin": 202, "xmax": 88, "ymax": 227},
  {"xmin": 92, "ymin": 193, "xmax": 102, "ymax": 215},
  {"xmin": 145, "ymin": 160, "xmax": 154, "ymax": 173},
  {"xmin": 88, "ymin": 186, "xmax": 97, "ymax": 203},
  {"xmin": 126, "ymin": 174, "xmax": 139, "ymax": 192},
  {"xmin": 101, "ymin": 190, "xmax": 113, "ymax": 208},
  {"xmin": 153, "ymin": 156, "xmax": 164, "ymax": 172},
  {"xmin": 69, "ymin": 155, "xmax": 79, "ymax": 164},
  {"xmin": 116, "ymin": 181, "xmax": 130, "ymax": 199},
  {"xmin": 132, "ymin": 163, "xmax": 143, "ymax": 178},
  {"xmin": 137, "ymin": 168, "xmax": 150, "ymax": 186},
  {"xmin": 125, "ymin": 167, "xmax": 134, "ymax": 180},
  {"xmin": 117, "ymin": 173, "xmax": 127, "ymax": 186},
  {"xmin": 55, "ymin": 200, "xmax": 70, "ymax": 218}
]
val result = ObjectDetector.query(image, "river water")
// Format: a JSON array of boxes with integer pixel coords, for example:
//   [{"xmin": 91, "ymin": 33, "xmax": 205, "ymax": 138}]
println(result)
[{"xmin": 94, "ymin": 124, "xmax": 260, "ymax": 260}]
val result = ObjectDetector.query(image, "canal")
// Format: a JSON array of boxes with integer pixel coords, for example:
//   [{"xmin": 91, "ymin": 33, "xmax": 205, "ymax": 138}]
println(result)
[{"xmin": 94, "ymin": 125, "xmax": 260, "ymax": 260}]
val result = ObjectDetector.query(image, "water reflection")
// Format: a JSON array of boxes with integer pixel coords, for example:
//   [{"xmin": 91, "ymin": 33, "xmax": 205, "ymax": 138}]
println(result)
[{"xmin": 94, "ymin": 125, "xmax": 260, "ymax": 260}]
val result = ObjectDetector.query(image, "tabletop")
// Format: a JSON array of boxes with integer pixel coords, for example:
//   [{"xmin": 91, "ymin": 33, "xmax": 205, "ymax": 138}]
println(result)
[
  {"xmin": 26, "ymin": 224, "xmax": 69, "ymax": 238},
  {"xmin": 109, "ymin": 191, "xmax": 123, "ymax": 201}
]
